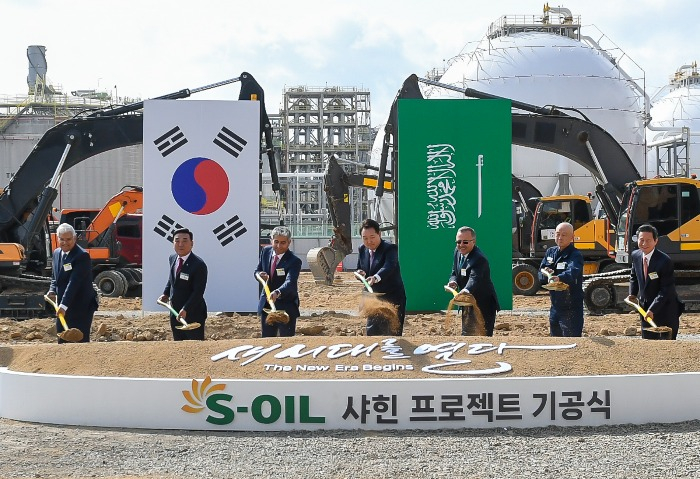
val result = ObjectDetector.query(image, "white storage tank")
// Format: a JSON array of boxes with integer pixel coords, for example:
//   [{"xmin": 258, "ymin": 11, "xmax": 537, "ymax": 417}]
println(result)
[
  {"xmin": 647, "ymin": 63, "xmax": 700, "ymax": 178},
  {"xmin": 424, "ymin": 6, "xmax": 646, "ymax": 198}
]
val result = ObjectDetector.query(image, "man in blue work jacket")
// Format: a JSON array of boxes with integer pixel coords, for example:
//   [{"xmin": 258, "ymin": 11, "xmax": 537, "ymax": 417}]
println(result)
[{"xmin": 538, "ymin": 222, "xmax": 584, "ymax": 337}]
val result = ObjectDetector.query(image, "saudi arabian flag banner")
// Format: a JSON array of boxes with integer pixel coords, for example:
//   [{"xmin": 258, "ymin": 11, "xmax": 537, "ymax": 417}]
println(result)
[{"xmin": 397, "ymin": 99, "xmax": 512, "ymax": 312}]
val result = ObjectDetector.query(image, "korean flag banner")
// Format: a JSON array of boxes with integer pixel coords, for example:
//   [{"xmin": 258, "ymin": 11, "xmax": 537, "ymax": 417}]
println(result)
[{"xmin": 143, "ymin": 100, "xmax": 260, "ymax": 312}]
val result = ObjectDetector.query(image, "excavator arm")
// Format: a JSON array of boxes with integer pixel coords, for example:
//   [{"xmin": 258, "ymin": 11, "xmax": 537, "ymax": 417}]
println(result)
[
  {"xmin": 0, "ymin": 72, "xmax": 274, "ymax": 274},
  {"xmin": 0, "ymin": 72, "xmax": 276, "ymax": 315},
  {"xmin": 307, "ymin": 154, "xmax": 394, "ymax": 285},
  {"xmin": 82, "ymin": 186, "xmax": 143, "ymax": 246},
  {"xmin": 308, "ymin": 74, "xmax": 641, "ymax": 285}
]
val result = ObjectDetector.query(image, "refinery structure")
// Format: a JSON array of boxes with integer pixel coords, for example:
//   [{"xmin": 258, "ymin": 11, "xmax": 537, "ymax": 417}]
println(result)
[{"xmin": 2, "ymin": 5, "xmax": 699, "ymax": 261}]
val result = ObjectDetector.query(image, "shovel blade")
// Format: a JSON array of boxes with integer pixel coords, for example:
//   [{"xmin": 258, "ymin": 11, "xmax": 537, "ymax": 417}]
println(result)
[
  {"xmin": 58, "ymin": 328, "xmax": 84, "ymax": 343},
  {"xmin": 175, "ymin": 322, "xmax": 202, "ymax": 331}
]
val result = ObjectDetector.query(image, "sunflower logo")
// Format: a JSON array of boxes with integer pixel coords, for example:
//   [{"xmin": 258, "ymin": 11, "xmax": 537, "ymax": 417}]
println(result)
[{"xmin": 181, "ymin": 376, "xmax": 226, "ymax": 413}]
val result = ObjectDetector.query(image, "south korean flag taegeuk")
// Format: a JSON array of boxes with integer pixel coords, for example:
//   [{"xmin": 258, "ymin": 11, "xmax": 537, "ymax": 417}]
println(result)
[{"xmin": 143, "ymin": 100, "xmax": 260, "ymax": 312}]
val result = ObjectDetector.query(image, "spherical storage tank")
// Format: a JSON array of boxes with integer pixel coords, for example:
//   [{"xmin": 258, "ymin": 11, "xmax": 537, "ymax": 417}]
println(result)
[
  {"xmin": 425, "ymin": 8, "xmax": 646, "ymax": 198},
  {"xmin": 646, "ymin": 64, "xmax": 700, "ymax": 178}
]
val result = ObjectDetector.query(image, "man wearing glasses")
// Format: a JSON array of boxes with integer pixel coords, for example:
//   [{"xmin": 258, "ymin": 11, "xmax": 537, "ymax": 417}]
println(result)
[{"xmin": 447, "ymin": 226, "xmax": 500, "ymax": 336}]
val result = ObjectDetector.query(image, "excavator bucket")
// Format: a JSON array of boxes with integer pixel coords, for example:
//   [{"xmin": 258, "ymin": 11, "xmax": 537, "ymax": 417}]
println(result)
[{"xmin": 307, "ymin": 246, "xmax": 346, "ymax": 285}]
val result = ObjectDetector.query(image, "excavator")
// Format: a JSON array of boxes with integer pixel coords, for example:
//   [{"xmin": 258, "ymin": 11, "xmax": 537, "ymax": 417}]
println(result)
[
  {"xmin": 511, "ymin": 178, "xmax": 618, "ymax": 296},
  {"xmin": 0, "ymin": 72, "xmax": 280, "ymax": 316},
  {"xmin": 309, "ymin": 74, "xmax": 700, "ymax": 313},
  {"xmin": 51, "ymin": 186, "xmax": 144, "ymax": 297}
]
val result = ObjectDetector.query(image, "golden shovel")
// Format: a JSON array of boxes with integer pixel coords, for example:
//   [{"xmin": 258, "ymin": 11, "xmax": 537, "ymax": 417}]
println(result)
[
  {"xmin": 44, "ymin": 294, "xmax": 84, "ymax": 342},
  {"xmin": 353, "ymin": 271, "xmax": 385, "ymax": 296},
  {"xmin": 354, "ymin": 270, "xmax": 375, "ymax": 293},
  {"xmin": 156, "ymin": 299, "xmax": 201, "ymax": 330},
  {"xmin": 541, "ymin": 269, "xmax": 569, "ymax": 291},
  {"xmin": 624, "ymin": 296, "xmax": 658, "ymax": 328},
  {"xmin": 255, "ymin": 272, "xmax": 289, "ymax": 325}
]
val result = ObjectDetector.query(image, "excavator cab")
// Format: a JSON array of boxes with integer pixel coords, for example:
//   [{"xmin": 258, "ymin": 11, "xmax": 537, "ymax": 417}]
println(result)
[
  {"xmin": 617, "ymin": 178, "xmax": 700, "ymax": 266},
  {"xmin": 532, "ymin": 196, "xmax": 592, "ymax": 252},
  {"xmin": 531, "ymin": 195, "xmax": 613, "ymax": 275}
]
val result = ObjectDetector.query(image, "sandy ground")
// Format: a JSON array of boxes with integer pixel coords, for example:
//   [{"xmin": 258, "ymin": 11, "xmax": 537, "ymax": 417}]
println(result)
[{"xmin": 1, "ymin": 272, "xmax": 699, "ymax": 377}]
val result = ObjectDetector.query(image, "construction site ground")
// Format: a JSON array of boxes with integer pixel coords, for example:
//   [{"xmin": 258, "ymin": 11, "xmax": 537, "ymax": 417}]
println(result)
[{"xmin": 1, "ymin": 272, "xmax": 699, "ymax": 378}]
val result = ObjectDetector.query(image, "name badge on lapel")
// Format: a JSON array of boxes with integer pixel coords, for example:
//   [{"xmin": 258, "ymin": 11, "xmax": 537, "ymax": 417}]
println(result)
[
  {"xmin": 276, "ymin": 268, "xmax": 285, "ymax": 276},
  {"xmin": 649, "ymin": 272, "xmax": 659, "ymax": 280},
  {"xmin": 63, "ymin": 263, "xmax": 72, "ymax": 271},
  {"xmin": 556, "ymin": 262, "xmax": 566, "ymax": 270},
  {"xmin": 460, "ymin": 268, "xmax": 467, "ymax": 276},
  {"xmin": 179, "ymin": 273, "xmax": 189, "ymax": 281}
]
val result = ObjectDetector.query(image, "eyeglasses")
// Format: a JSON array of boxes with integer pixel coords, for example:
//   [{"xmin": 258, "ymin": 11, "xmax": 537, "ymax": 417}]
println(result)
[{"xmin": 455, "ymin": 240, "xmax": 474, "ymax": 245}]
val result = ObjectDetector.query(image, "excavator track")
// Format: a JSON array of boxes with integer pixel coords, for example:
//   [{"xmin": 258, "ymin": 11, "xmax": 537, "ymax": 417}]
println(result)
[
  {"xmin": 583, "ymin": 269, "xmax": 700, "ymax": 315},
  {"xmin": 0, "ymin": 273, "xmax": 52, "ymax": 318},
  {"xmin": 582, "ymin": 271, "xmax": 629, "ymax": 314}
]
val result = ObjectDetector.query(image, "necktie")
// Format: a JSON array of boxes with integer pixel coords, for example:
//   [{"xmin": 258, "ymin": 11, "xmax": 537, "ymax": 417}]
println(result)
[
  {"xmin": 176, "ymin": 257, "xmax": 184, "ymax": 277},
  {"xmin": 643, "ymin": 256, "xmax": 649, "ymax": 278},
  {"xmin": 270, "ymin": 254, "xmax": 279, "ymax": 276},
  {"xmin": 459, "ymin": 254, "xmax": 466, "ymax": 270},
  {"xmin": 62, "ymin": 253, "xmax": 68, "ymax": 265},
  {"xmin": 369, "ymin": 250, "xmax": 375, "ymax": 270}
]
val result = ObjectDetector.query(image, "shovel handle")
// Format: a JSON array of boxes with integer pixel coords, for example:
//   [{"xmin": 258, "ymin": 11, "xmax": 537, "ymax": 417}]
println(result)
[
  {"xmin": 540, "ymin": 268, "xmax": 554, "ymax": 282},
  {"xmin": 353, "ymin": 271, "xmax": 374, "ymax": 293},
  {"xmin": 157, "ymin": 299, "xmax": 181, "ymax": 318},
  {"xmin": 156, "ymin": 299, "xmax": 191, "ymax": 328},
  {"xmin": 444, "ymin": 285, "xmax": 458, "ymax": 297},
  {"xmin": 45, "ymin": 294, "xmax": 70, "ymax": 332},
  {"xmin": 44, "ymin": 294, "xmax": 59, "ymax": 311},
  {"xmin": 255, "ymin": 272, "xmax": 278, "ymax": 311},
  {"xmin": 623, "ymin": 298, "xmax": 658, "ymax": 327}
]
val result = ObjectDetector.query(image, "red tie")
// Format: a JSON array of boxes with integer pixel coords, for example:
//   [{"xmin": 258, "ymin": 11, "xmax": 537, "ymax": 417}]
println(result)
[
  {"xmin": 643, "ymin": 256, "xmax": 648, "ymax": 278},
  {"xmin": 270, "ymin": 254, "xmax": 279, "ymax": 277},
  {"xmin": 176, "ymin": 257, "xmax": 184, "ymax": 277}
]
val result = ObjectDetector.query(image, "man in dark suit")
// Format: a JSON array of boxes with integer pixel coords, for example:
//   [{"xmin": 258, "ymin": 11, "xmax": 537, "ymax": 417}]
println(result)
[
  {"xmin": 158, "ymin": 228, "xmax": 208, "ymax": 340},
  {"xmin": 356, "ymin": 218, "xmax": 406, "ymax": 336},
  {"xmin": 447, "ymin": 226, "xmax": 500, "ymax": 336},
  {"xmin": 626, "ymin": 224, "xmax": 684, "ymax": 339},
  {"xmin": 47, "ymin": 223, "xmax": 98, "ymax": 343},
  {"xmin": 538, "ymin": 222, "xmax": 584, "ymax": 337},
  {"xmin": 254, "ymin": 226, "xmax": 302, "ymax": 337}
]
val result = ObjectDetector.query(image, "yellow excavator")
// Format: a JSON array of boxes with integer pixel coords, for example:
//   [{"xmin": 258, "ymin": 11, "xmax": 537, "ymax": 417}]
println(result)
[{"xmin": 308, "ymin": 74, "xmax": 700, "ymax": 313}]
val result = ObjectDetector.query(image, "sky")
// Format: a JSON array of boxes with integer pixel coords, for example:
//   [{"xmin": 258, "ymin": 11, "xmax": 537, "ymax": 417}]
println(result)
[{"xmin": 1, "ymin": 0, "xmax": 699, "ymax": 126}]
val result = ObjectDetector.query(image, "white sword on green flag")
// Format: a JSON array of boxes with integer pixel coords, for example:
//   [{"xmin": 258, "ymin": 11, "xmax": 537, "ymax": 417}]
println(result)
[{"xmin": 476, "ymin": 154, "xmax": 483, "ymax": 217}]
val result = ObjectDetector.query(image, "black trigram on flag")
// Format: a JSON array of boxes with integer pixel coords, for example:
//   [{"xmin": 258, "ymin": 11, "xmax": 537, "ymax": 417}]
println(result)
[
  {"xmin": 153, "ymin": 215, "xmax": 184, "ymax": 242},
  {"xmin": 213, "ymin": 126, "xmax": 247, "ymax": 158},
  {"xmin": 154, "ymin": 126, "xmax": 188, "ymax": 157},
  {"xmin": 213, "ymin": 215, "xmax": 247, "ymax": 246}
]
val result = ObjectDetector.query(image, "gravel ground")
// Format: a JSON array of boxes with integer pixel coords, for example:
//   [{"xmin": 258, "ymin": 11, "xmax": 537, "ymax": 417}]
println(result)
[{"xmin": 1, "ymin": 418, "xmax": 699, "ymax": 478}]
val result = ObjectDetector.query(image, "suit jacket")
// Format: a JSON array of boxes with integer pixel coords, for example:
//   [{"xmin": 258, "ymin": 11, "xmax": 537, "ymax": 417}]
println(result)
[
  {"xmin": 629, "ymin": 248, "xmax": 682, "ymax": 329},
  {"xmin": 356, "ymin": 239, "xmax": 406, "ymax": 305},
  {"xmin": 254, "ymin": 246, "xmax": 302, "ymax": 318},
  {"xmin": 163, "ymin": 252, "xmax": 208, "ymax": 324},
  {"xmin": 449, "ymin": 246, "xmax": 500, "ymax": 321},
  {"xmin": 49, "ymin": 245, "xmax": 98, "ymax": 318}
]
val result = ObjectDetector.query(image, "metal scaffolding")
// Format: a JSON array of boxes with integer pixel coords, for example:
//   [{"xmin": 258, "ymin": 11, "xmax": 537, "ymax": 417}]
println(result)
[{"xmin": 272, "ymin": 85, "xmax": 372, "ymax": 232}]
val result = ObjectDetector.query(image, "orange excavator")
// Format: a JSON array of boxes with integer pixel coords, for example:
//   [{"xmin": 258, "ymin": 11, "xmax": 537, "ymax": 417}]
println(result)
[
  {"xmin": 0, "ymin": 72, "xmax": 277, "ymax": 316},
  {"xmin": 51, "ymin": 186, "xmax": 143, "ymax": 297}
]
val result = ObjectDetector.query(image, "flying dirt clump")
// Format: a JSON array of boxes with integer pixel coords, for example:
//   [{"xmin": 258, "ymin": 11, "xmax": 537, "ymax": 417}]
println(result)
[{"xmin": 359, "ymin": 295, "xmax": 400, "ymax": 335}]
